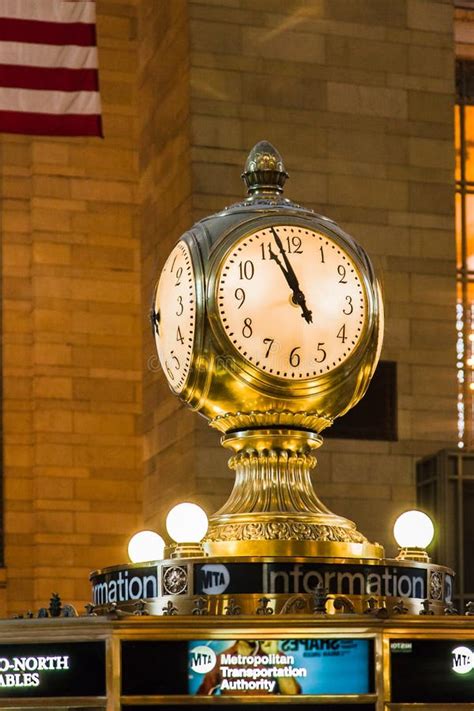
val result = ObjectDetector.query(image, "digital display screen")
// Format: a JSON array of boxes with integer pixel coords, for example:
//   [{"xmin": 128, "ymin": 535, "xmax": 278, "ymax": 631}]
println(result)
[
  {"xmin": 391, "ymin": 639, "xmax": 474, "ymax": 702},
  {"xmin": 189, "ymin": 639, "xmax": 372, "ymax": 696},
  {"xmin": 0, "ymin": 641, "xmax": 105, "ymax": 698},
  {"xmin": 121, "ymin": 638, "xmax": 373, "ymax": 697}
]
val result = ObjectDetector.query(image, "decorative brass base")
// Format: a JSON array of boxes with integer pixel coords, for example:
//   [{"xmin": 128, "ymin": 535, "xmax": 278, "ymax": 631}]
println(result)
[
  {"xmin": 397, "ymin": 547, "xmax": 431, "ymax": 563},
  {"xmin": 204, "ymin": 429, "xmax": 383, "ymax": 559},
  {"xmin": 167, "ymin": 542, "xmax": 207, "ymax": 559},
  {"xmin": 210, "ymin": 410, "xmax": 333, "ymax": 434}
]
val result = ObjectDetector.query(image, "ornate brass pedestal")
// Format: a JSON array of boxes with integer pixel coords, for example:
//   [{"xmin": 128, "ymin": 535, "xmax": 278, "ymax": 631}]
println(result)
[{"xmin": 205, "ymin": 429, "xmax": 383, "ymax": 559}]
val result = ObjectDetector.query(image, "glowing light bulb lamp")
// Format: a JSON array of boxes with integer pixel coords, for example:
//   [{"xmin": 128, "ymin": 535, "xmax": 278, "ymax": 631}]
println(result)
[
  {"xmin": 394, "ymin": 510, "xmax": 434, "ymax": 562},
  {"xmin": 128, "ymin": 530, "xmax": 165, "ymax": 564},
  {"xmin": 166, "ymin": 502, "xmax": 209, "ymax": 558}
]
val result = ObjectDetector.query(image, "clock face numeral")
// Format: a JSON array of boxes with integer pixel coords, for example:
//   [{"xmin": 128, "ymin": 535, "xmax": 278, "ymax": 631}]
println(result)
[
  {"xmin": 239, "ymin": 260, "xmax": 254, "ymax": 280},
  {"xmin": 242, "ymin": 317, "xmax": 253, "ymax": 338},
  {"xmin": 337, "ymin": 324, "xmax": 347, "ymax": 344},
  {"xmin": 343, "ymin": 295, "xmax": 353, "ymax": 315},
  {"xmin": 315, "ymin": 342, "xmax": 327, "ymax": 363},
  {"xmin": 217, "ymin": 226, "xmax": 366, "ymax": 380},
  {"xmin": 154, "ymin": 242, "xmax": 196, "ymax": 393},
  {"xmin": 263, "ymin": 338, "xmax": 274, "ymax": 358},
  {"xmin": 289, "ymin": 347, "xmax": 301, "ymax": 367},
  {"xmin": 337, "ymin": 264, "xmax": 347, "ymax": 284},
  {"xmin": 286, "ymin": 235, "xmax": 303, "ymax": 254},
  {"xmin": 235, "ymin": 288, "xmax": 246, "ymax": 308}
]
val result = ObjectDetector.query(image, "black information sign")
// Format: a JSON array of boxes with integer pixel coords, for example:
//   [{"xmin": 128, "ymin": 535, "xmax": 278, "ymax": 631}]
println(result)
[
  {"xmin": 91, "ymin": 559, "xmax": 452, "ymax": 606},
  {"xmin": 92, "ymin": 564, "xmax": 159, "ymax": 606},
  {"xmin": 391, "ymin": 639, "xmax": 474, "ymax": 702},
  {"xmin": 194, "ymin": 561, "xmax": 429, "ymax": 599},
  {"xmin": 0, "ymin": 641, "xmax": 105, "ymax": 698}
]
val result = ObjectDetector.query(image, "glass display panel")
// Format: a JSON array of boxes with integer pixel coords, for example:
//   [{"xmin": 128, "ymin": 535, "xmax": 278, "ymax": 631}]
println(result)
[
  {"xmin": 121, "ymin": 638, "xmax": 373, "ymax": 697},
  {"xmin": 0, "ymin": 642, "xmax": 105, "ymax": 698},
  {"xmin": 456, "ymin": 104, "xmax": 461, "ymax": 183},
  {"xmin": 456, "ymin": 192, "xmax": 462, "ymax": 269},
  {"xmin": 463, "ymin": 195, "xmax": 474, "ymax": 273},
  {"xmin": 121, "ymin": 641, "xmax": 187, "ymax": 696},
  {"xmin": 463, "ymin": 480, "xmax": 474, "ymax": 593},
  {"xmin": 123, "ymin": 706, "xmax": 377, "ymax": 711},
  {"xmin": 464, "ymin": 106, "xmax": 474, "ymax": 183},
  {"xmin": 391, "ymin": 638, "xmax": 474, "ymax": 702}
]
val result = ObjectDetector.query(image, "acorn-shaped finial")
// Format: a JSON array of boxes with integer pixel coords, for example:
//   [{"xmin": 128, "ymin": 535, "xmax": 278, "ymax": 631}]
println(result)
[{"xmin": 241, "ymin": 140, "xmax": 288, "ymax": 195}]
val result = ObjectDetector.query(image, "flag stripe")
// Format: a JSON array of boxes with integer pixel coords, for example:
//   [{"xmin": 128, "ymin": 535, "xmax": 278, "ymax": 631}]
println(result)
[
  {"xmin": 0, "ymin": 110, "xmax": 102, "ymax": 136},
  {"xmin": 0, "ymin": 64, "xmax": 98, "ymax": 91},
  {"xmin": 0, "ymin": 87, "xmax": 101, "ymax": 115},
  {"xmin": 0, "ymin": 1, "xmax": 96, "ymax": 24},
  {"xmin": 0, "ymin": 2, "xmax": 102, "ymax": 138},
  {"xmin": 0, "ymin": 19, "xmax": 96, "ymax": 46},
  {"xmin": 0, "ymin": 42, "xmax": 98, "ymax": 68}
]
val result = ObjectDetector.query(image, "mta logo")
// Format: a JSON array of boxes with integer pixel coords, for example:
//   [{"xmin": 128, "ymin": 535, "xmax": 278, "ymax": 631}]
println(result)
[
  {"xmin": 452, "ymin": 646, "xmax": 473, "ymax": 674},
  {"xmin": 189, "ymin": 645, "xmax": 217, "ymax": 674},
  {"xmin": 199, "ymin": 565, "xmax": 230, "ymax": 594}
]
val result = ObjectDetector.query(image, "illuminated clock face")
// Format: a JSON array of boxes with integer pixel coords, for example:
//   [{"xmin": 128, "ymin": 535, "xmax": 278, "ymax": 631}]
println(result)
[
  {"xmin": 153, "ymin": 242, "xmax": 196, "ymax": 392},
  {"xmin": 216, "ymin": 225, "xmax": 366, "ymax": 380}
]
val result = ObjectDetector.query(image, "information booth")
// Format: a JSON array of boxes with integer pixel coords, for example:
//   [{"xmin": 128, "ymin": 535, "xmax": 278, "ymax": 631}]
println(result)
[{"xmin": 0, "ymin": 614, "xmax": 473, "ymax": 711}]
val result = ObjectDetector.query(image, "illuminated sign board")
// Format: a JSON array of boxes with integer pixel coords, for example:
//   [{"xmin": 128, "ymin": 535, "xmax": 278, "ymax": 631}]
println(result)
[
  {"xmin": 391, "ymin": 639, "xmax": 474, "ymax": 702},
  {"xmin": 188, "ymin": 639, "xmax": 371, "ymax": 695},
  {"xmin": 0, "ymin": 642, "xmax": 105, "ymax": 697},
  {"xmin": 195, "ymin": 562, "xmax": 432, "ymax": 599},
  {"xmin": 92, "ymin": 564, "xmax": 160, "ymax": 605},
  {"xmin": 92, "ymin": 560, "xmax": 454, "ymax": 606},
  {"xmin": 121, "ymin": 638, "xmax": 373, "ymax": 697}
]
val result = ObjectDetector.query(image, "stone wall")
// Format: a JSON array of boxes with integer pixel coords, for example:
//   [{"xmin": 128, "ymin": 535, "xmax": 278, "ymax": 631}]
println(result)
[
  {"xmin": 0, "ymin": 0, "xmax": 143, "ymax": 615},
  {"xmin": 138, "ymin": 0, "xmax": 201, "ymax": 537}
]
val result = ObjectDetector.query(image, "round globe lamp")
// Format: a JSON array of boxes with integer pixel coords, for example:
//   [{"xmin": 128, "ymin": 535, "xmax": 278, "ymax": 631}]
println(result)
[
  {"xmin": 394, "ymin": 510, "xmax": 434, "ymax": 562},
  {"xmin": 166, "ymin": 503, "xmax": 209, "ymax": 558},
  {"xmin": 128, "ymin": 530, "xmax": 165, "ymax": 564}
]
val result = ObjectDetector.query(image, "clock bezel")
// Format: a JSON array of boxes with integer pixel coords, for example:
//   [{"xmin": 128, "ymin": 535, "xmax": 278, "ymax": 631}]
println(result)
[{"xmin": 207, "ymin": 214, "xmax": 380, "ymax": 398}]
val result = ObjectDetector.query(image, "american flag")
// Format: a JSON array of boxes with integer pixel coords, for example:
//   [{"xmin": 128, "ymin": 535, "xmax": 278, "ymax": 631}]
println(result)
[{"xmin": 0, "ymin": 0, "xmax": 102, "ymax": 137}]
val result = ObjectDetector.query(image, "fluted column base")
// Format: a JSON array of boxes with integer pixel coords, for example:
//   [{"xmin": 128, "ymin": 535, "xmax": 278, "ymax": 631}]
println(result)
[{"xmin": 204, "ymin": 429, "xmax": 384, "ymax": 559}]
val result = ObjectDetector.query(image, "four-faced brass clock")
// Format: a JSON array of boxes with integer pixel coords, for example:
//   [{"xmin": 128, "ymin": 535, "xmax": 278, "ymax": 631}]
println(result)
[{"xmin": 151, "ymin": 141, "xmax": 384, "ymax": 558}]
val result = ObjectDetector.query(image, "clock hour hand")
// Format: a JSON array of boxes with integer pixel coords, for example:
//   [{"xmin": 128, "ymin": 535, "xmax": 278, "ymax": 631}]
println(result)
[
  {"xmin": 150, "ymin": 307, "xmax": 160, "ymax": 336},
  {"xmin": 269, "ymin": 228, "xmax": 313, "ymax": 324}
]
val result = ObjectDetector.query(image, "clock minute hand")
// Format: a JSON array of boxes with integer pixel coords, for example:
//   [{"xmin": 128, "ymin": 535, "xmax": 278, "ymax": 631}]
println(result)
[{"xmin": 269, "ymin": 228, "xmax": 313, "ymax": 324}]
